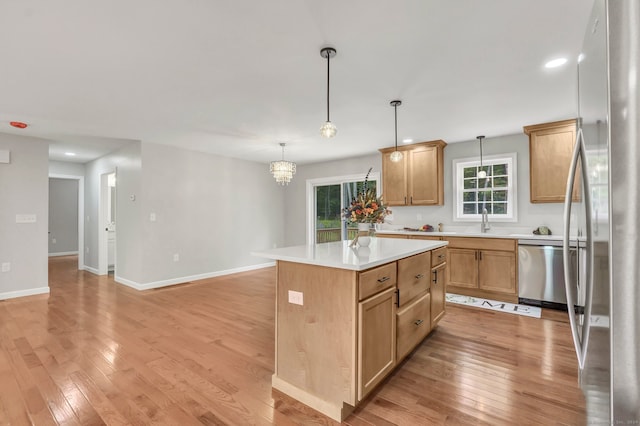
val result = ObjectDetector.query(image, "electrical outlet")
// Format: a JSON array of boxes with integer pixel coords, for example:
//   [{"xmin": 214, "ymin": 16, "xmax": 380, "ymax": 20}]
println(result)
[
  {"xmin": 150, "ymin": 213, "xmax": 156, "ymax": 222},
  {"xmin": 173, "ymin": 253, "xmax": 179, "ymax": 262},
  {"xmin": 288, "ymin": 290, "xmax": 303, "ymax": 305},
  {"xmin": 1, "ymin": 263, "xmax": 10, "ymax": 273},
  {"xmin": 52, "ymin": 238, "xmax": 57, "ymax": 244}
]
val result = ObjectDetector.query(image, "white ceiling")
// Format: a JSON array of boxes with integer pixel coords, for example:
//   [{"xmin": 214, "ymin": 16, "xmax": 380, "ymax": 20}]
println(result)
[{"xmin": 0, "ymin": 0, "xmax": 593, "ymax": 165}]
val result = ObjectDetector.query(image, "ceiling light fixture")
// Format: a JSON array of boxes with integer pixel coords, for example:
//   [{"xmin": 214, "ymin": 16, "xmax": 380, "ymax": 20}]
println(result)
[
  {"xmin": 402, "ymin": 138, "xmax": 414, "ymax": 144},
  {"xmin": 64, "ymin": 152, "xmax": 76, "ymax": 157},
  {"xmin": 476, "ymin": 135, "xmax": 487, "ymax": 179},
  {"xmin": 390, "ymin": 100, "xmax": 403, "ymax": 163},
  {"xmin": 319, "ymin": 47, "xmax": 337, "ymax": 138},
  {"xmin": 545, "ymin": 57, "xmax": 568, "ymax": 68},
  {"xmin": 270, "ymin": 143, "xmax": 296, "ymax": 185}
]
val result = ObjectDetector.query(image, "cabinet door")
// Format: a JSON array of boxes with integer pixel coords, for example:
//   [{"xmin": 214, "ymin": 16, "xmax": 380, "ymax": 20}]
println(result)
[
  {"xmin": 358, "ymin": 286, "xmax": 396, "ymax": 401},
  {"xmin": 396, "ymin": 291, "xmax": 431, "ymax": 361},
  {"xmin": 408, "ymin": 146, "xmax": 440, "ymax": 205},
  {"xmin": 431, "ymin": 262, "xmax": 446, "ymax": 326},
  {"xmin": 478, "ymin": 250, "xmax": 516, "ymax": 294},
  {"xmin": 397, "ymin": 251, "xmax": 431, "ymax": 307},
  {"xmin": 526, "ymin": 120, "xmax": 579, "ymax": 203},
  {"xmin": 447, "ymin": 248, "xmax": 478, "ymax": 289},
  {"xmin": 381, "ymin": 151, "xmax": 407, "ymax": 206}
]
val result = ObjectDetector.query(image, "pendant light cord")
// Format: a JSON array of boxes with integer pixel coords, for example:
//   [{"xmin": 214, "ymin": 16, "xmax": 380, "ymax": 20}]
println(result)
[
  {"xmin": 326, "ymin": 53, "xmax": 330, "ymax": 122},
  {"xmin": 394, "ymin": 104, "xmax": 398, "ymax": 150}
]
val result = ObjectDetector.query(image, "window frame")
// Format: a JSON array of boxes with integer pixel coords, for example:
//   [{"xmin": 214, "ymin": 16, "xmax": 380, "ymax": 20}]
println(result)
[{"xmin": 452, "ymin": 153, "xmax": 518, "ymax": 222}]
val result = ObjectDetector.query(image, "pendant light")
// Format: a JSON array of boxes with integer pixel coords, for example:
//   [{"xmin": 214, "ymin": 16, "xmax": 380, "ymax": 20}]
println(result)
[
  {"xmin": 389, "ymin": 100, "xmax": 403, "ymax": 162},
  {"xmin": 270, "ymin": 143, "xmax": 296, "ymax": 185},
  {"xmin": 476, "ymin": 135, "xmax": 487, "ymax": 179},
  {"xmin": 319, "ymin": 47, "xmax": 337, "ymax": 138}
]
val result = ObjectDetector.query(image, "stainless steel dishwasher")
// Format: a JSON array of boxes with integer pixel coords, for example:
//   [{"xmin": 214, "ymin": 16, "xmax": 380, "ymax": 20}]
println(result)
[{"xmin": 518, "ymin": 239, "xmax": 584, "ymax": 309}]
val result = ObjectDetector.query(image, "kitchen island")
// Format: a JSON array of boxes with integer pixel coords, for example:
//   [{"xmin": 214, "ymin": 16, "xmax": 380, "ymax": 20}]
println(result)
[{"xmin": 253, "ymin": 238, "xmax": 447, "ymax": 421}]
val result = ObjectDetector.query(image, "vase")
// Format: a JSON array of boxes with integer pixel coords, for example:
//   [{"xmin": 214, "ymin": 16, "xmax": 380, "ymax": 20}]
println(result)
[{"xmin": 357, "ymin": 223, "xmax": 371, "ymax": 247}]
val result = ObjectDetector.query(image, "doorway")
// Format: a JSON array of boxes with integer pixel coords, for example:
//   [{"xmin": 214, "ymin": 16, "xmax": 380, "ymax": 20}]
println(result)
[
  {"xmin": 306, "ymin": 172, "xmax": 380, "ymax": 244},
  {"xmin": 48, "ymin": 174, "xmax": 85, "ymax": 270},
  {"xmin": 98, "ymin": 170, "xmax": 116, "ymax": 275}
]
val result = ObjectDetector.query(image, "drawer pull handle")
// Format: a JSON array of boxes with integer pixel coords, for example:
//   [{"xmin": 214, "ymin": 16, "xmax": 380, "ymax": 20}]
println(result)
[
  {"xmin": 415, "ymin": 273, "xmax": 425, "ymax": 279},
  {"xmin": 438, "ymin": 254, "xmax": 445, "ymax": 259},
  {"xmin": 396, "ymin": 289, "xmax": 400, "ymax": 307},
  {"xmin": 377, "ymin": 276, "xmax": 390, "ymax": 283},
  {"xmin": 432, "ymin": 270, "xmax": 438, "ymax": 283},
  {"xmin": 414, "ymin": 319, "xmax": 424, "ymax": 326}
]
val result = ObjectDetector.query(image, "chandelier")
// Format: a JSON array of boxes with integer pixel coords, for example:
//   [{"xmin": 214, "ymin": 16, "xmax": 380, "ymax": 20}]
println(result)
[{"xmin": 270, "ymin": 143, "xmax": 296, "ymax": 185}]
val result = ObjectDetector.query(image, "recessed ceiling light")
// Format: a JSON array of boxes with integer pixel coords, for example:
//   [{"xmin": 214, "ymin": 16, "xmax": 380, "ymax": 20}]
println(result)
[
  {"xmin": 402, "ymin": 138, "xmax": 414, "ymax": 144},
  {"xmin": 545, "ymin": 57, "xmax": 568, "ymax": 68},
  {"xmin": 64, "ymin": 152, "xmax": 76, "ymax": 157}
]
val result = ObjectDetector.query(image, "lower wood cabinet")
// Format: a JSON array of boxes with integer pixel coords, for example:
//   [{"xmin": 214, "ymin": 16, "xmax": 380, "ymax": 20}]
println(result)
[
  {"xmin": 358, "ymin": 286, "xmax": 397, "ymax": 400},
  {"xmin": 431, "ymin": 262, "xmax": 446, "ymax": 325},
  {"xmin": 445, "ymin": 237, "xmax": 518, "ymax": 303},
  {"xmin": 396, "ymin": 291, "xmax": 430, "ymax": 361}
]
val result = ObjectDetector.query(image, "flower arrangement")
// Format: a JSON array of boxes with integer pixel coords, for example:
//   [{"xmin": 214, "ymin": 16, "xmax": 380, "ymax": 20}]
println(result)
[{"xmin": 344, "ymin": 168, "xmax": 391, "ymax": 224}]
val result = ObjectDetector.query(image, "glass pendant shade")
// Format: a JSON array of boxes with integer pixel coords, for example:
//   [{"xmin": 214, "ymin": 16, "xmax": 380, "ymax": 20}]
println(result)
[
  {"xmin": 477, "ymin": 170, "xmax": 487, "ymax": 179},
  {"xmin": 270, "ymin": 143, "xmax": 296, "ymax": 185},
  {"xmin": 390, "ymin": 150, "xmax": 404, "ymax": 163},
  {"xmin": 320, "ymin": 120, "xmax": 337, "ymax": 138}
]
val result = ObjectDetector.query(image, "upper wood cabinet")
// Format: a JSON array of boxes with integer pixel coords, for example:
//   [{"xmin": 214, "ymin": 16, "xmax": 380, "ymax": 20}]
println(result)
[
  {"xmin": 524, "ymin": 119, "xmax": 578, "ymax": 203},
  {"xmin": 379, "ymin": 140, "xmax": 446, "ymax": 206}
]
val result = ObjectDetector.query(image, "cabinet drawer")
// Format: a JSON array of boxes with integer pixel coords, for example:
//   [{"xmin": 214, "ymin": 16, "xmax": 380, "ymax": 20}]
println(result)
[
  {"xmin": 397, "ymin": 251, "xmax": 431, "ymax": 307},
  {"xmin": 358, "ymin": 262, "xmax": 397, "ymax": 301},
  {"xmin": 431, "ymin": 247, "xmax": 447, "ymax": 267},
  {"xmin": 446, "ymin": 237, "xmax": 516, "ymax": 252},
  {"xmin": 396, "ymin": 291, "xmax": 431, "ymax": 361}
]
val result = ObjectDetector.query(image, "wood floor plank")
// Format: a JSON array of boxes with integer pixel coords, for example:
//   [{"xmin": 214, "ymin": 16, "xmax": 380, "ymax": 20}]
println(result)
[{"xmin": 0, "ymin": 255, "xmax": 585, "ymax": 425}]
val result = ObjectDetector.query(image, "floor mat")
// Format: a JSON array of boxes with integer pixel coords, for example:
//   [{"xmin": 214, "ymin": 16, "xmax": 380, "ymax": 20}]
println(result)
[{"xmin": 446, "ymin": 293, "xmax": 542, "ymax": 318}]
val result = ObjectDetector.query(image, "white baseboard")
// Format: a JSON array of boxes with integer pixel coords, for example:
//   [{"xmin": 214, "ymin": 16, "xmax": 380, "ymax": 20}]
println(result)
[
  {"xmin": 115, "ymin": 261, "xmax": 276, "ymax": 291},
  {"xmin": 49, "ymin": 251, "xmax": 79, "ymax": 257},
  {"xmin": 0, "ymin": 286, "xmax": 50, "ymax": 301},
  {"xmin": 83, "ymin": 265, "xmax": 100, "ymax": 275}
]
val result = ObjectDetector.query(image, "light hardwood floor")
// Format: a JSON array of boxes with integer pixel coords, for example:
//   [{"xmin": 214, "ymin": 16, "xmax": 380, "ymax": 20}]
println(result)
[{"xmin": 0, "ymin": 256, "xmax": 585, "ymax": 425}]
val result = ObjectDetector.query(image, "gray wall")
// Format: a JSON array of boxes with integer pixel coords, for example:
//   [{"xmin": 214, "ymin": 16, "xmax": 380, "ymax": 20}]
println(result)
[
  {"xmin": 388, "ymin": 133, "xmax": 564, "ymax": 233},
  {"xmin": 48, "ymin": 178, "xmax": 78, "ymax": 254},
  {"xmin": 49, "ymin": 160, "xmax": 85, "ymax": 176},
  {"xmin": 137, "ymin": 142, "xmax": 285, "ymax": 284},
  {"xmin": 0, "ymin": 133, "xmax": 50, "ymax": 299},
  {"xmin": 284, "ymin": 133, "xmax": 565, "ymax": 245},
  {"xmin": 283, "ymin": 153, "xmax": 382, "ymax": 246}
]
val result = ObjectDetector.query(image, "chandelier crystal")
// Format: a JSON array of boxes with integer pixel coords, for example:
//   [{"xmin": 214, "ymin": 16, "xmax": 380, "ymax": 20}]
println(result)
[{"xmin": 270, "ymin": 143, "xmax": 296, "ymax": 185}]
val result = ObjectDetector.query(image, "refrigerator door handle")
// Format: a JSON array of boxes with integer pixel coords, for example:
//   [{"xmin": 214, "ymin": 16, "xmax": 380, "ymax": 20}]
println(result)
[{"xmin": 563, "ymin": 127, "xmax": 594, "ymax": 369}]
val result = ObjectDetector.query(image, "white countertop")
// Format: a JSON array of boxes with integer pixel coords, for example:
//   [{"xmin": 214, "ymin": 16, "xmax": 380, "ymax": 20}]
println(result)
[
  {"xmin": 375, "ymin": 229, "xmax": 563, "ymax": 241},
  {"xmin": 252, "ymin": 238, "xmax": 448, "ymax": 271}
]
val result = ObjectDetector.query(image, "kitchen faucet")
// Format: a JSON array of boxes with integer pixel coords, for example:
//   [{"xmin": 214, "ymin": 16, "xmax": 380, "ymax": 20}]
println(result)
[{"xmin": 481, "ymin": 207, "xmax": 490, "ymax": 233}]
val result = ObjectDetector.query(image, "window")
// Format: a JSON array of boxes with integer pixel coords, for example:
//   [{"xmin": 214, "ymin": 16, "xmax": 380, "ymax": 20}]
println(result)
[
  {"xmin": 453, "ymin": 153, "xmax": 517, "ymax": 222},
  {"xmin": 306, "ymin": 173, "xmax": 380, "ymax": 244}
]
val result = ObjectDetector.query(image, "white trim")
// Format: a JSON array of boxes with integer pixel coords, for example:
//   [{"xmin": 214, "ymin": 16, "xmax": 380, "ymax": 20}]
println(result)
[
  {"xmin": 49, "ymin": 173, "xmax": 85, "ymax": 271},
  {"xmin": 83, "ymin": 265, "xmax": 100, "ymax": 275},
  {"xmin": 452, "ymin": 153, "xmax": 518, "ymax": 223},
  {"xmin": 306, "ymin": 172, "xmax": 381, "ymax": 245},
  {"xmin": 0, "ymin": 286, "xmax": 50, "ymax": 301},
  {"xmin": 48, "ymin": 251, "xmax": 79, "ymax": 257},
  {"xmin": 114, "ymin": 262, "xmax": 276, "ymax": 291}
]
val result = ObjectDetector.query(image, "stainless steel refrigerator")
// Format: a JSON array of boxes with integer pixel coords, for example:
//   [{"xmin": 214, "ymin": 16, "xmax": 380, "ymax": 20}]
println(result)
[{"xmin": 563, "ymin": 0, "xmax": 640, "ymax": 423}]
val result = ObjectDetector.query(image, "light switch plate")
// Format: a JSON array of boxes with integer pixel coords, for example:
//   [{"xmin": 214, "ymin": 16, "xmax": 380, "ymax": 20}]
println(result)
[
  {"xmin": 1, "ymin": 263, "xmax": 10, "ymax": 272},
  {"xmin": 288, "ymin": 290, "xmax": 303, "ymax": 305},
  {"xmin": 0, "ymin": 150, "xmax": 9, "ymax": 163}
]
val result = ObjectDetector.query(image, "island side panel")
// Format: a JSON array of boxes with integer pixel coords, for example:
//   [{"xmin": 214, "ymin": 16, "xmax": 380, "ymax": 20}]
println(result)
[{"xmin": 275, "ymin": 261, "xmax": 358, "ymax": 407}]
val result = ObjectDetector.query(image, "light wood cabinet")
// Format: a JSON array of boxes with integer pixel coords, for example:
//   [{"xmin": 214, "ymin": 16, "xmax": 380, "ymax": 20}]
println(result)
[
  {"xmin": 358, "ymin": 286, "xmax": 396, "ymax": 400},
  {"xmin": 397, "ymin": 251, "xmax": 431, "ymax": 308},
  {"xmin": 380, "ymin": 140, "xmax": 446, "ymax": 206},
  {"xmin": 524, "ymin": 119, "xmax": 579, "ymax": 203},
  {"xmin": 430, "ymin": 247, "xmax": 447, "ymax": 326},
  {"xmin": 396, "ymin": 292, "xmax": 430, "ymax": 361},
  {"xmin": 445, "ymin": 237, "xmax": 518, "ymax": 303}
]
